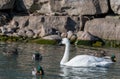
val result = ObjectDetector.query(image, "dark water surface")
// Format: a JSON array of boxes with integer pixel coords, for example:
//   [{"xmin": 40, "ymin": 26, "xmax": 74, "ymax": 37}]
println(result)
[{"xmin": 0, "ymin": 42, "xmax": 120, "ymax": 79}]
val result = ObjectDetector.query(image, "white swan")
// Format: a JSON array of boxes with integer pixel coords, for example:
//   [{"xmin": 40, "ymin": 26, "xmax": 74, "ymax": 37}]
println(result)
[{"xmin": 60, "ymin": 38, "xmax": 116, "ymax": 67}]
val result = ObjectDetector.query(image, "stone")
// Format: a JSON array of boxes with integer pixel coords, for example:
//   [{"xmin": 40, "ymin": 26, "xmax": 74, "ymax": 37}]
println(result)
[
  {"xmin": 26, "ymin": 30, "xmax": 34, "ymax": 38},
  {"xmin": 77, "ymin": 31, "xmax": 96, "ymax": 40},
  {"xmin": 67, "ymin": 31, "xmax": 73, "ymax": 39},
  {"xmin": 110, "ymin": 0, "xmax": 120, "ymax": 14},
  {"xmin": 62, "ymin": 0, "xmax": 109, "ymax": 15},
  {"xmin": 61, "ymin": 32, "xmax": 67, "ymax": 38},
  {"xmin": 42, "ymin": 35, "xmax": 61, "ymax": 40},
  {"xmin": 40, "ymin": 25, "xmax": 53, "ymax": 37},
  {"xmin": 17, "ymin": 29, "xmax": 26, "ymax": 37},
  {"xmin": 85, "ymin": 16, "xmax": 120, "ymax": 40},
  {"xmin": 0, "ymin": 0, "xmax": 15, "ymax": 10},
  {"xmin": 70, "ymin": 34, "xmax": 77, "ymax": 43}
]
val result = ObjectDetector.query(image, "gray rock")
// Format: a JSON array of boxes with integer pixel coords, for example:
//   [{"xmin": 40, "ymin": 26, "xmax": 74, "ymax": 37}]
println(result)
[
  {"xmin": 61, "ymin": 32, "xmax": 67, "ymax": 38},
  {"xmin": 33, "ymin": 29, "xmax": 41, "ymax": 38},
  {"xmin": 67, "ymin": 31, "xmax": 73, "ymax": 39},
  {"xmin": 77, "ymin": 31, "xmax": 95, "ymax": 40},
  {"xmin": 42, "ymin": 35, "xmax": 61, "ymax": 40},
  {"xmin": 40, "ymin": 25, "xmax": 53, "ymax": 37},
  {"xmin": 0, "ymin": 26, "xmax": 7, "ymax": 35},
  {"xmin": 13, "ymin": 16, "xmax": 29, "ymax": 29},
  {"xmin": 62, "ymin": 0, "xmax": 108, "ymax": 15},
  {"xmin": 17, "ymin": 29, "xmax": 26, "ymax": 37},
  {"xmin": 26, "ymin": 30, "xmax": 34, "ymax": 38},
  {"xmin": 0, "ymin": 0, "xmax": 15, "ymax": 10},
  {"xmin": 110, "ymin": 0, "xmax": 120, "ymax": 14},
  {"xmin": 13, "ymin": 0, "xmax": 109, "ymax": 16},
  {"xmin": 85, "ymin": 16, "xmax": 120, "ymax": 40}
]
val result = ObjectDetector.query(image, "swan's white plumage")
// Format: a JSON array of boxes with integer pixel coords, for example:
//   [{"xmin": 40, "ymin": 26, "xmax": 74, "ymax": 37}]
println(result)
[{"xmin": 60, "ymin": 38, "xmax": 113, "ymax": 67}]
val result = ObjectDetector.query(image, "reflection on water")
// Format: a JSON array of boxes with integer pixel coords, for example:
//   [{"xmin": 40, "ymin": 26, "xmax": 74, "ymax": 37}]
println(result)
[
  {"xmin": 60, "ymin": 66, "xmax": 108, "ymax": 79},
  {"xmin": 0, "ymin": 42, "xmax": 120, "ymax": 79}
]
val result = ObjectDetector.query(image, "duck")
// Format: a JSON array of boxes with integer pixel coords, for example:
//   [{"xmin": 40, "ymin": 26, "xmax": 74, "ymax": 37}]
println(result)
[
  {"xmin": 60, "ymin": 38, "xmax": 116, "ymax": 67},
  {"xmin": 3, "ymin": 48, "xmax": 18, "ymax": 56},
  {"xmin": 32, "ymin": 65, "xmax": 44, "ymax": 76},
  {"xmin": 32, "ymin": 52, "xmax": 42, "ymax": 61}
]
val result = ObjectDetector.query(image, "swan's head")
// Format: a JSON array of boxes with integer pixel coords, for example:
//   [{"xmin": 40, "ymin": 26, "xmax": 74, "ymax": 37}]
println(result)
[{"xmin": 61, "ymin": 38, "xmax": 70, "ymax": 45}]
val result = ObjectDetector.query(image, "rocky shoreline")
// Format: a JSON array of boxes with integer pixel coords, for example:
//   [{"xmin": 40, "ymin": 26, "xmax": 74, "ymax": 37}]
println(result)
[{"xmin": 0, "ymin": 0, "xmax": 120, "ymax": 46}]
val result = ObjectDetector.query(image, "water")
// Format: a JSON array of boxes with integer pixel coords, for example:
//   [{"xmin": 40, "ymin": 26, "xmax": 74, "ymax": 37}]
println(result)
[{"xmin": 0, "ymin": 42, "xmax": 120, "ymax": 79}]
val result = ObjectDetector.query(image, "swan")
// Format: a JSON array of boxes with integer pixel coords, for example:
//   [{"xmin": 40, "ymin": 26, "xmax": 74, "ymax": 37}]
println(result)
[{"xmin": 60, "ymin": 38, "xmax": 116, "ymax": 67}]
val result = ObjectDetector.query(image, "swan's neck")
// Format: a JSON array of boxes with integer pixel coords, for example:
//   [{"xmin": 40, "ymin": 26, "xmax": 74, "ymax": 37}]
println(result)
[{"xmin": 60, "ymin": 43, "xmax": 70, "ymax": 65}]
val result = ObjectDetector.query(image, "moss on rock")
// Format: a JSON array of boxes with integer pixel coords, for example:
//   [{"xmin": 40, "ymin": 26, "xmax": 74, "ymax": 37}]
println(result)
[
  {"xmin": 1, "ymin": 35, "xmax": 120, "ymax": 47},
  {"xmin": 0, "ymin": 35, "xmax": 58, "ymax": 45}
]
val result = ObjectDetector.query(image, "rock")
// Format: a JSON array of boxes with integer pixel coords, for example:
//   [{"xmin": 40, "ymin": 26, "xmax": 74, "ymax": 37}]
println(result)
[
  {"xmin": 17, "ymin": 29, "xmax": 26, "ymax": 37},
  {"xmin": 61, "ymin": 32, "xmax": 67, "ymax": 38},
  {"xmin": 77, "ymin": 31, "xmax": 96, "ymax": 40},
  {"xmin": 62, "ymin": 0, "xmax": 108, "ymax": 15},
  {"xmin": 13, "ymin": 16, "xmax": 29, "ymax": 29},
  {"xmin": 67, "ymin": 31, "xmax": 73, "ymax": 39},
  {"xmin": 36, "ymin": 1, "xmax": 51, "ymax": 14},
  {"xmin": 26, "ymin": 30, "xmax": 34, "ymax": 38},
  {"xmin": 14, "ymin": 0, "xmax": 51, "ymax": 13},
  {"xmin": 0, "ymin": 26, "xmax": 7, "ymax": 35},
  {"xmin": 13, "ymin": 0, "xmax": 109, "ymax": 16},
  {"xmin": 13, "ymin": 33, "xmax": 19, "ymax": 37},
  {"xmin": 0, "ymin": 14, "xmax": 9, "ymax": 26},
  {"xmin": 7, "ymin": 27, "xmax": 14, "ymax": 33},
  {"xmin": 85, "ymin": 16, "xmax": 120, "ymax": 40},
  {"xmin": 50, "ymin": 0, "xmax": 64, "ymax": 12},
  {"xmin": 0, "ymin": 0, "xmax": 15, "ymax": 10},
  {"xmin": 40, "ymin": 25, "xmax": 53, "ymax": 37},
  {"xmin": 110, "ymin": 0, "xmax": 120, "ymax": 14},
  {"xmin": 43, "ymin": 16, "xmax": 67, "ymax": 33},
  {"xmin": 42, "ymin": 35, "xmax": 61, "ymax": 40},
  {"xmin": 33, "ymin": 29, "xmax": 41, "ymax": 38},
  {"xmin": 14, "ymin": 0, "xmax": 33, "ymax": 12},
  {"xmin": 70, "ymin": 34, "xmax": 77, "ymax": 41}
]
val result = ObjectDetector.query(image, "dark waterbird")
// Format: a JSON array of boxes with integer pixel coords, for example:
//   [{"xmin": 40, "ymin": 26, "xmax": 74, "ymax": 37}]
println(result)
[
  {"xmin": 32, "ymin": 65, "xmax": 44, "ymax": 76},
  {"xmin": 3, "ymin": 48, "xmax": 18, "ymax": 56},
  {"xmin": 32, "ymin": 52, "xmax": 42, "ymax": 61}
]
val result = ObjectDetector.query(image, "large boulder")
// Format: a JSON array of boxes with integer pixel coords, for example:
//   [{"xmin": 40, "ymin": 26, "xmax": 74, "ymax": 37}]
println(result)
[
  {"xmin": 61, "ymin": 0, "xmax": 109, "ymax": 15},
  {"xmin": 14, "ymin": 0, "xmax": 33, "ymax": 12},
  {"xmin": 14, "ymin": 0, "xmax": 109, "ymax": 15},
  {"xmin": 14, "ymin": 0, "xmax": 51, "ymax": 13},
  {"xmin": 77, "ymin": 31, "xmax": 95, "ymax": 40},
  {"xmin": 84, "ymin": 16, "xmax": 120, "ymax": 40},
  {"xmin": 110, "ymin": 0, "xmax": 120, "ymax": 14}
]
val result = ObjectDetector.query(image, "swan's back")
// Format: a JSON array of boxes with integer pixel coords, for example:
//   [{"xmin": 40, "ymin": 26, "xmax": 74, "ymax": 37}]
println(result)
[{"xmin": 65, "ymin": 55, "xmax": 112, "ymax": 67}]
